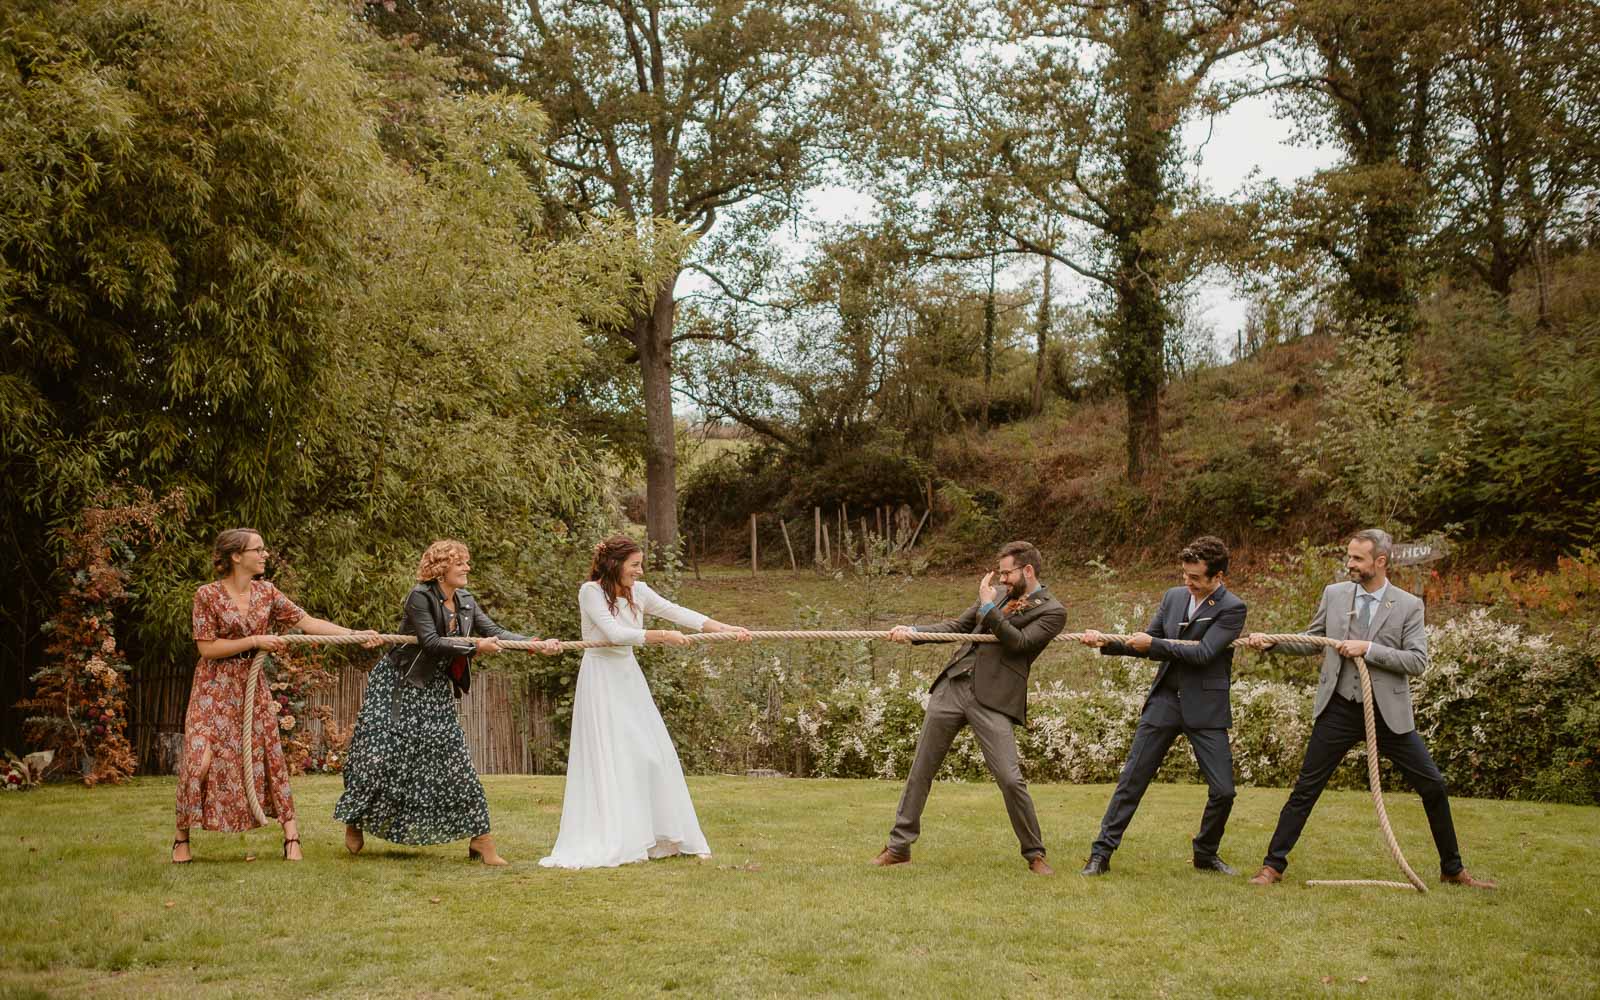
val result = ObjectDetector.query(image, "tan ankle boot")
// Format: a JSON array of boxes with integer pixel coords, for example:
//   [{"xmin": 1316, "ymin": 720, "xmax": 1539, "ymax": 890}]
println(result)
[
  {"xmin": 344, "ymin": 824, "xmax": 364, "ymax": 855},
  {"xmin": 468, "ymin": 834, "xmax": 508, "ymax": 866}
]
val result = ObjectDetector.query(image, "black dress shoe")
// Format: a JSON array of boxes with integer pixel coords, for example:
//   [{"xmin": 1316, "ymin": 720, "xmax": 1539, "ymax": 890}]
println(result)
[
  {"xmin": 1193, "ymin": 857, "xmax": 1238, "ymax": 875},
  {"xmin": 1079, "ymin": 854, "xmax": 1111, "ymax": 876}
]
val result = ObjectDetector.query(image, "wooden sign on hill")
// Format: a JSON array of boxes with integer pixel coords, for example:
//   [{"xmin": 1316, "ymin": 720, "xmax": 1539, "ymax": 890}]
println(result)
[{"xmin": 1391, "ymin": 542, "xmax": 1448, "ymax": 567}]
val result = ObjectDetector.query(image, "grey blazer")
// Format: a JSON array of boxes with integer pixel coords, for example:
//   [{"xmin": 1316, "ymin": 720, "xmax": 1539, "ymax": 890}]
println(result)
[{"xmin": 1273, "ymin": 580, "xmax": 1429, "ymax": 734}]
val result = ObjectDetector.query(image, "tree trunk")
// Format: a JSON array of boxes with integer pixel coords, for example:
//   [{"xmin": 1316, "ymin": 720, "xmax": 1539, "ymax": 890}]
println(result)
[
  {"xmin": 981, "ymin": 252, "xmax": 996, "ymax": 431},
  {"xmin": 1031, "ymin": 254, "xmax": 1052, "ymax": 417},
  {"xmin": 1110, "ymin": 6, "xmax": 1170, "ymax": 481},
  {"xmin": 1117, "ymin": 266, "xmax": 1165, "ymax": 481},
  {"xmin": 1313, "ymin": 18, "xmax": 1435, "ymax": 339},
  {"xmin": 638, "ymin": 283, "xmax": 679, "ymax": 555}
]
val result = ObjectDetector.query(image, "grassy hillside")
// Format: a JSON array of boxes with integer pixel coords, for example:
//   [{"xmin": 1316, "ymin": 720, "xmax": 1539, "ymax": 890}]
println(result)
[
  {"xmin": 678, "ymin": 252, "xmax": 1599, "ymax": 575},
  {"xmin": 928, "ymin": 334, "xmax": 1340, "ymax": 564}
]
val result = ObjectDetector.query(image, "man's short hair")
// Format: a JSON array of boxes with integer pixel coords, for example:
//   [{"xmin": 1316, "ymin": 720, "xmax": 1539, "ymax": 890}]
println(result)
[
  {"xmin": 1350, "ymin": 528, "xmax": 1393, "ymax": 565},
  {"xmin": 997, "ymin": 540, "xmax": 1043, "ymax": 576},
  {"xmin": 1179, "ymin": 535, "xmax": 1229, "ymax": 577}
]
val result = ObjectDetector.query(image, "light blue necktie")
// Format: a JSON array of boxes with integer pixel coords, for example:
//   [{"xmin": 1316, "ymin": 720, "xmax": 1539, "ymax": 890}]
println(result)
[{"xmin": 1357, "ymin": 593, "xmax": 1374, "ymax": 635}]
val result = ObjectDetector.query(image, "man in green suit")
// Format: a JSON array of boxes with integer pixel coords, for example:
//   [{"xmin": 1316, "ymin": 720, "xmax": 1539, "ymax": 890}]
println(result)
[{"xmin": 871, "ymin": 541, "xmax": 1067, "ymax": 874}]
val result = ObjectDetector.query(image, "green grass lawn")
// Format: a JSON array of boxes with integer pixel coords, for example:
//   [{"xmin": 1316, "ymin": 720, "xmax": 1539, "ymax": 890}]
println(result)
[{"xmin": 2, "ymin": 776, "xmax": 1596, "ymax": 998}]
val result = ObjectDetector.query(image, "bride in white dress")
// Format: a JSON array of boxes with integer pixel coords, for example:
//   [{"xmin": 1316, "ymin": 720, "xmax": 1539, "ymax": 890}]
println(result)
[{"xmin": 539, "ymin": 535, "xmax": 749, "ymax": 868}]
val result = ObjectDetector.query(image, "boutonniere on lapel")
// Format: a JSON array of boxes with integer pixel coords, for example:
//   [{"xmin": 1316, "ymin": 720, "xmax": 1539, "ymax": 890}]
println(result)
[{"xmin": 1003, "ymin": 597, "xmax": 1040, "ymax": 616}]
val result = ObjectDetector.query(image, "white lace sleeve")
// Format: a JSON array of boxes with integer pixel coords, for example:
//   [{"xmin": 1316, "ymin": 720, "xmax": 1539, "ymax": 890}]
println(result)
[
  {"xmin": 634, "ymin": 581, "xmax": 709, "ymax": 631},
  {"xmin": 579, "ymin": 582, "xmax": 646, "ymax": 645}
]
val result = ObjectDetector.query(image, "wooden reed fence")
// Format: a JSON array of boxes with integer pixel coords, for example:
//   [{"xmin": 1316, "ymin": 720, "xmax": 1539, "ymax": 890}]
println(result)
[{"xmin": 129, "ymin": 661, "xmax": 562, "ymax": 776}]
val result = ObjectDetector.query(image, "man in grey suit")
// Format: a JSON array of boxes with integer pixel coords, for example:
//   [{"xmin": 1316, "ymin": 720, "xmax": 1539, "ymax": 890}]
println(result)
[
  {"xmin": 1078, "ymin": 535, "xmax": 1246, "ymax": 877},
  {"xmin": 871, "ymin": 541, "xmax": 1067, "ymax": 874},
  {"xmin": 1245, "ymin": 528, "xmax": 1495, "ymax": 888}
]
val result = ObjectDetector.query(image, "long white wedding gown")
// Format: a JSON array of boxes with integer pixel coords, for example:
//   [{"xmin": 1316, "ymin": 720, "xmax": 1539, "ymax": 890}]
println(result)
[{"xmin": 539, "ymin": 580, "xmax": 712, "ymax": 868}]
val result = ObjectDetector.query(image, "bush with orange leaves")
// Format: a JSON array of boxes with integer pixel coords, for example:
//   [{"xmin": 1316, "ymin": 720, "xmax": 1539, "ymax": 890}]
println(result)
[{"xmin": 18, "ymin": 488, "xmax": 186, "ymax": 785}]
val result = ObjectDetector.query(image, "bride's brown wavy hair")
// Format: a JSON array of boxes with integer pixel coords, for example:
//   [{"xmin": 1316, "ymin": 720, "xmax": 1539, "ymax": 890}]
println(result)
[{"xmin": 588, "ymin": 535, "xmax": 643, "ymax": 617}]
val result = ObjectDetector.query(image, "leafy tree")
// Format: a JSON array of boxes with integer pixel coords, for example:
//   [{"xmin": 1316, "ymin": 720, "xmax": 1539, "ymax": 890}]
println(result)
[
  {"xmin": 373, "ymin": 0, "xmax": 891, "ymax": 552},
  {"xmin": 0, "ymin": 0, "xmax": 684, "ymax": 758},
  {"xmin": 1275, "ymin": 325, "xmax": 1480, "ymax": 534},
  {"xmin": 1434, "ymin": 0, "xmax": 1600, "ymax": 301},
  {"xmin": 1266, "ymin": 1, "xmax": 1462, "ymax": 336},
  {"xmin": 882, "ymin": 0, "xmax": 1279, "ymax": 479},
  {"xmin": 0, "ymin": 0, "xmax": 381, "ymax": 749}
]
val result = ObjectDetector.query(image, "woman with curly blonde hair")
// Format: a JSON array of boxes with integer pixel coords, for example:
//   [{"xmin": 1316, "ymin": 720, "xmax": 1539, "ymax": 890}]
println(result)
[
  {"xmin": 539, "ymin": 534, "xmax": 749, "ymax": 869},
  {"xmin": 335, "ymin": 540, "xmax": 558, "ymax": 865}
]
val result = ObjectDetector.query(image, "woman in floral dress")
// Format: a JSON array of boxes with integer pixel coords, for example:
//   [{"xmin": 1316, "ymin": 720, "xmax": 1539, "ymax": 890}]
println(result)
[
  {"xmin": 174, "ymin": 528, "xmax": 377, "ymax": 863},
  {"xmin": 335, "ymin": 540, "xmax": 558, "ymax": 865}
]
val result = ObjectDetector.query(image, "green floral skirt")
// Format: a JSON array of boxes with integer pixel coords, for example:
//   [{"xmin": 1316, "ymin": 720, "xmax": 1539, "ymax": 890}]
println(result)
[{"xmin": 333, "ymin": 653, "xmax": 490, "ymax": 845}]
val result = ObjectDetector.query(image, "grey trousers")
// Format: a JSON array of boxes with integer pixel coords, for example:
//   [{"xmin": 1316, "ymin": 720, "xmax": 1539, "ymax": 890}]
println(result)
[{"xmin": 887, "ymin": 672, "xmax": 1045, "ymax": 859}]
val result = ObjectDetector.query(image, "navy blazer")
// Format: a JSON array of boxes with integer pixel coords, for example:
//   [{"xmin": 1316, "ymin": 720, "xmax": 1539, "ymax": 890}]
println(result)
[{"xmin": 1101, "ymin": 584, "xmax": 1246, "ymax": 729}]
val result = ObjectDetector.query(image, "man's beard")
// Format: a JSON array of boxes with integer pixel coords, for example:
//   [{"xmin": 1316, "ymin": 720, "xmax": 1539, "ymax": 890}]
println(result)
[
  {"xmin": 1347, "ymin": 566, "xmax": 1376, "ymax": 585},
  {"xmin": 1008, "ymin": 577, "xmax": 1028, "ymax": 600}
]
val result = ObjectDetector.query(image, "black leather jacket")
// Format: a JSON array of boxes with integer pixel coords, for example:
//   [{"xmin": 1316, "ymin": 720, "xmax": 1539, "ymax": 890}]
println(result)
[{"xmin": 394, "ymin": 581, "xmax": 528, "ymax": 696}]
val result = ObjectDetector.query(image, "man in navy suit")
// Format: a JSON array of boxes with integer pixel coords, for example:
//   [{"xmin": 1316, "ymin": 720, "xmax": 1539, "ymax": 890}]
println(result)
[{"xmin": 1078, "ymin": 536, "xmax": 1246, "ymax": 876}]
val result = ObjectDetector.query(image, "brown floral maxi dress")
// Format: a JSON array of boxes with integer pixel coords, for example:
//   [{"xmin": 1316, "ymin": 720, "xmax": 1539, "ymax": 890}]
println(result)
[{"xmin": 176, "ymin": 580, "xmax": 306, "ymax": 832}]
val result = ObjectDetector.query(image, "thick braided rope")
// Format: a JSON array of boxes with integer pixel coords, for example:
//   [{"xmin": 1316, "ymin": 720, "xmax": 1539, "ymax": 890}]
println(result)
[
  {"xmin": 262, "ymin": 629, "xmax": 1425, "ymax": 889},
  {"xmin": 241, "ymin": 650, "xmax": 271, "ymax": 827}
]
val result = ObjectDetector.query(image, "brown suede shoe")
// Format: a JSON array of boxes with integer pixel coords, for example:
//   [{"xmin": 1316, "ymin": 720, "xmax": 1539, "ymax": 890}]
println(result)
[
  {"xmin": 870, "ymin": 847, "xmax": 910, "ymax": 867},
  {"xmin": 1028, "ymin": 855, "xmax": 1055, "ymax": 876},
  {"xmin": 468, "ymin": 834, "xmax": 508, "ymax": 866},
  {"xmin": 1441, "ymin": 869, "xmax": 1497, "ymax": 890},
  {"xmin": 1247, "ymin": 865, "xmax": 1283, "ymax": 885}
]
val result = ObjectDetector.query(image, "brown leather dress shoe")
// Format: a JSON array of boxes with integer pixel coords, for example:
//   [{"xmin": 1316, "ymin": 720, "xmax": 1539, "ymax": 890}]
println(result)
[
  {"xmin": 1027, "ymin": 855, "xmax": 1055, "ymax": 876},
  {"xmin": 1441, "ymin": 869, "xmax": 1497, "ymax": 889},
  {"xmin": 1247, "ymin": 865, "xmax": 1283, "ymax": 885},
  {"xmin": 870, "ymin": 847, "xmax": 910, "ymax": 867}
]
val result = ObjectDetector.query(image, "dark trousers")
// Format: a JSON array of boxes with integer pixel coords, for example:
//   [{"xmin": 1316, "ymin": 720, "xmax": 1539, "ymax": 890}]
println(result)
[
  {"xmin": 888, "ymin": 672, "xmax": 1045, "ymax": 859},
  {"xmin": 1263, "ymin": 694, "xmax": 1462, "ymax": 875},
  {"xmin": 1090, "ymin": 688, "xmax": 1235, "ymax": 861}
]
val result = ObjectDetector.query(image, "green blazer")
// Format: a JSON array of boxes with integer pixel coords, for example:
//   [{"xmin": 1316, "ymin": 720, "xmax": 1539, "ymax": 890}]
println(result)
[{"xmin": 914, "ymin": 587, "xmax": 1066, "ymax": 724}]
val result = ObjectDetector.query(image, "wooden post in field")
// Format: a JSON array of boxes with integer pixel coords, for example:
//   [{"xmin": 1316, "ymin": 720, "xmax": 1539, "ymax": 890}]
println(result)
[
  {"xmin": 861, "ymin": 516, "xmax": 870, "ymax": 558},
  {"xmin": 778, "ymin": 518, "xmax": 798, "ymax": 573},
  {"xmin": 822, "ymin": 524, "xmax": 832, "ymax": 566},
  {"xmin": 813, "ymin": 507, "xmax": 822, "ymax": 568},
  {"xmin": 750, "ymin": 513, "xmax": 759, "ymax": 575},
  {"xmin": 875, "ymin": 506, "xmax": 883, "ymax": 538},
  {"xmin": 903, "ymin": 508, "xmax": 931, "ymax": 551}
]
